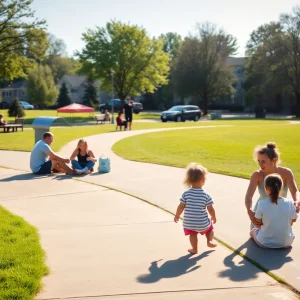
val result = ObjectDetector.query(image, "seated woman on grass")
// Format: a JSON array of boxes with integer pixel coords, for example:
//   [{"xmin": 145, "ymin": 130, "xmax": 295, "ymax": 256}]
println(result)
[
  {"xmin": 70, "ymin": 139, "xmax": 97, "ymax": 175},
  {"xmin": 245, "ymin": 142, "xmax": 300, "ymax": 228}
]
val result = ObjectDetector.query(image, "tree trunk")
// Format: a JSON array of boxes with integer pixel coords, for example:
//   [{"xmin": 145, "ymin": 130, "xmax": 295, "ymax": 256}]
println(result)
[
  {"xmin": 296, "ymin": 92, "xmax": 300, "ymax": 117},
  {"xmin": 118, "ymin": 94, "xmax": 126, "ymax": 105},
  {"xmin": 203, "ymin": 95, "xmax": 208, "ymax": 115}
]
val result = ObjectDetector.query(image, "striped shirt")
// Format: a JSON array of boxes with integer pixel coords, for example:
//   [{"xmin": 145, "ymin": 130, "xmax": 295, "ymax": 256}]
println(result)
[{"xmin": 180, "ymin": 188, "xmax": 214, "ymax": 232}]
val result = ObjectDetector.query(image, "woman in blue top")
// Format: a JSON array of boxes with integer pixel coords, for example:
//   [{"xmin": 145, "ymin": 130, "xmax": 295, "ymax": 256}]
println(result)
[
  {"xmin": 70, "ymin": 139, "xmax": 97, "ymax": 175},
  {"xmin": 245, "ymin": 142, "xmax": 300, "ymax": 228}
]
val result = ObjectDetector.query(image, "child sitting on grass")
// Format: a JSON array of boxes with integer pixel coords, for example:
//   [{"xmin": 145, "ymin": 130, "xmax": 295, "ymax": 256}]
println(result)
[
  {"xmin": 174, "ymin": 163, "xmax": 217, "ymax": 254},
  {"xmin": 250, "ymin": 173, "xmax": 297, "ymax": 248}
]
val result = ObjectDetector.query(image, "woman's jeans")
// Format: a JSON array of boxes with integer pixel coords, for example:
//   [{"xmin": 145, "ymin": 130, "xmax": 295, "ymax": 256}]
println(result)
[{"xmin": 71, "ymin": 160, "xmax": 95, "ymax": 170}]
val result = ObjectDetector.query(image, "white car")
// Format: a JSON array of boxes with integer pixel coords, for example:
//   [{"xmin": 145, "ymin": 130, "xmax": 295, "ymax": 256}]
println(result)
[{"xmin": 19, "ymin": 101, "xmax": 34, "ymax": 110}]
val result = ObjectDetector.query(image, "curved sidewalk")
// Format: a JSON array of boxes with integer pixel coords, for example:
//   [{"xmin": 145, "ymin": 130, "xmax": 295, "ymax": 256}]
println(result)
[
  {"xmin": 0, "ymin": 126, "xmax": 299, "ymax": 298},
  {"xmin": 60, "ymin": 127, "xmax": 299, "ymax": 292}
]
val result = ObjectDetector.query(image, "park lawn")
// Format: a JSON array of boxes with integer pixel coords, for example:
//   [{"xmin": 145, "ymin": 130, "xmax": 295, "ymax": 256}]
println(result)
[
  {"xmin": 0, "ymin": 120, "xmax": 229, "ymax": 152},
  {"xmin": 112, "ymin": 121, "xmax": 300, "ymax": 185},
  {"xmin": 0, "ymin": 206, "xmax": 48, "ymax": 300},
  {"xmin": 0, "ymin": 109, "xmax": 160, "ymax": 125}
]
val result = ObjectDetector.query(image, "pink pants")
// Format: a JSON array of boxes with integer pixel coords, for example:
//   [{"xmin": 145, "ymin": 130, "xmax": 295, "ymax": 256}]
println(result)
[{"xmin": 184, "ymin": 224, "xmax": 214, "ymax": 236}]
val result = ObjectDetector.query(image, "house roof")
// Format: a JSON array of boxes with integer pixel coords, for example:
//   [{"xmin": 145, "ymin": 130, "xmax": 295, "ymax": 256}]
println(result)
[
  {"xmin": 226, "ymin": 57, "xmax": 247, "ymax": 66},
  {"xmin": 58, "ymin": 75, "xmax": 101, "ymax": 89},
  {"xmin": 1, "ymin": 81, "xmax": 26, "ymax": 90},
  {"xmin": 59, "ymin": 75, "xmax": 87, "ymax": 87}
]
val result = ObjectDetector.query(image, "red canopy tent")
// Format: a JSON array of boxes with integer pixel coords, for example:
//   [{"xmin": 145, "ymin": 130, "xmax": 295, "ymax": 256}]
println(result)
[{"xmin": 57, "ymin": 103, "xmax": 95, "ymax": 113}]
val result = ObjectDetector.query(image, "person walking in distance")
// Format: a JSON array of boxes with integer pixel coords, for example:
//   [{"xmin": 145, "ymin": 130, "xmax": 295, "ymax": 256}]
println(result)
[{"xmin": 123, "ymin": 98, "xmax": 133, "ymax": 130}]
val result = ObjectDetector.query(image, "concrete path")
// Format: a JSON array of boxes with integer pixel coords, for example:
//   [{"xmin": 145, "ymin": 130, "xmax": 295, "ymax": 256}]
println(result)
[
  {"xmin": 0, "ymin": 125, "xmax": 299, "ymax": 298},
  {"xmin": 0, "ymin": 168, "xmax": 297, "ymax": 300},
  {"xmin": 58, "ymin": 127, "xmax": 300, "ymax": 292}
]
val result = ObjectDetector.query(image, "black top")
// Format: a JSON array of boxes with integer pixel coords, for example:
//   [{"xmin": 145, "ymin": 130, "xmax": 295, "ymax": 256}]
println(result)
[
  {"xmin": 77, "ymin": 151, "xmax": 89, "ymax": 164},
  {"xmin": 123, "ymin": 103, "xmax": 133, "ymax": 116}
]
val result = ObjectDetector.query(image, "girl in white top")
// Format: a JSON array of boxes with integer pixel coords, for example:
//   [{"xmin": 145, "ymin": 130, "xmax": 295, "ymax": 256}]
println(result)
[{"xmin": 250, "ymin": 173, "xmax": 298, "ymax": 248}]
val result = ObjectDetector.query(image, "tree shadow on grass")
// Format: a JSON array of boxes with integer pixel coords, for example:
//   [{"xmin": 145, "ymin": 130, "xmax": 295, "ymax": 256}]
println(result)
[
  {"xmin": 218, "ymin": 238, "xmax": 293, "ymax": 282},
  {"xmin": 137, "ymin": 250, "xmax": 215, "ymax": 284}
]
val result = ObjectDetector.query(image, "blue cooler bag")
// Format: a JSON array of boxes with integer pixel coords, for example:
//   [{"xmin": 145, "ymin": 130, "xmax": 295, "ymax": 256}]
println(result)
[{"xmin": 98, "ymin": 156, "xmax": 111, "ymax": 173}]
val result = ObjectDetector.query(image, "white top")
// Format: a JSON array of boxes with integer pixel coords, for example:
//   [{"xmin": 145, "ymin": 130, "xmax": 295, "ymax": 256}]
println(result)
[
  {"xmin": 255, "ymin": 197, "xmax": 298, "ymax": 248},
  {"xmin": 30, "ymin": 140, "xmax": 52, "ymax": 173},
  {"xmin": 180, "ymin": 188, "xmax": 213, "ymax": 232}
]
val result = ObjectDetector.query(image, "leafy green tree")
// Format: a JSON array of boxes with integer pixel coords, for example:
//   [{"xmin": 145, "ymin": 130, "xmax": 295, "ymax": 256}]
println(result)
[
  {"xmin": 57, "ymin": 82, "xmax": 71, "ymax": 108},
  {"xmin": 0, "ymin": 0, "xmax": 48, "ymax": 80},
  {"xmin": 82, "ymin": 78, "xmax": 99, "ymax": 108},
  {"xmin": 246, "ymin": 6, "xmax": 300, "ymax": 116},
  {"xmin": 156, "ymin": 32, "xmax": 182, "ymax": 108},
  {"xmin": 172, "ymin": 23, "xmax": 237, "ymax": 115},
  {"xmin": 26, "ymin": 65, "xmax": 58, "ymax": 108},
  {"xmin": 45, "ymin": 56, "xmax": 80, "ymax": 83},
  {"xmin": 47, "ymin": 33, "xmax": 67, "ymax": 58},
  {"xmin": 77, "ymin": 21, "xmax": 170, "ymax": 103},
  {"xmin": 8, "ymin": 98, "xmax": 25, "ymax": 119},
  {"xmin": 245, "ymin": 22, "xmax": 284, "ymax": 112},
  {"xmin": 43, "ymin": 34, "xmax": 81, "ymax": 82},
  {"xmin": 159, "ymin": 32, "xmax": 182, "ymax": 60}
]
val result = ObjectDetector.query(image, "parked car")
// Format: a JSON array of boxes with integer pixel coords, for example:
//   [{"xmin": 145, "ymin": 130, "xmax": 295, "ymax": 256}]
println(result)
[
  {"xmin": 19, "ymin": 101, "xmax": 34, "ymax": 110},
  {"xmin": 160, "ymin": 105, "xmax": 202, "ymax": 122},
  {"xmin": 99, "ymin": 99, "xmax": 143, "ymax": 114},
  {"xmin": 0, "ymin": 101, "xmax": 10, "ymax": 109}
]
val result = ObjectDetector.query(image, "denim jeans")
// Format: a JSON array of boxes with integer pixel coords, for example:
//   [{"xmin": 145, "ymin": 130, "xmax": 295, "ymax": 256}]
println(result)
[{"xmin": 71, "ymin": 160, "xmax": 95, "ymax": 170}]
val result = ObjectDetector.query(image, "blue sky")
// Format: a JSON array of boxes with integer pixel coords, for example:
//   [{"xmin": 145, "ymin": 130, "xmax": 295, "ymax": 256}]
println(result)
[{"xmin": 31, "ymin": 0, "xmax": 299, "ymax": 57}]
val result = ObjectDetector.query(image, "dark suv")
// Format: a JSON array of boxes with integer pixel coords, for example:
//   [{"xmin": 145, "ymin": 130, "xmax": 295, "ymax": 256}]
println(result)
[
  {"xmin": 161, "ymin": 105, "xmax": 202, "ymax": 122},
  {"xmin": 99, "ymin": 99, "xmax": 143, "ymax": 114},
  {"xmin": 0, "ymin": 101, "xmax": 10, "ymax": 109}
]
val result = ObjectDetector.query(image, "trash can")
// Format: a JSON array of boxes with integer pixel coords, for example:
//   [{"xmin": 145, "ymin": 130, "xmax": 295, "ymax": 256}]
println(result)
[
  {"xmin": 215, "ymin": 110, "xmax": 222, "ymax": 119},
  {"xmin": 32, "ymin": 116, "xmax": 69, "ymax": 144},
  {"xmin": 210, "ymin": 111, "xmax": 222, "ymax": 120}
]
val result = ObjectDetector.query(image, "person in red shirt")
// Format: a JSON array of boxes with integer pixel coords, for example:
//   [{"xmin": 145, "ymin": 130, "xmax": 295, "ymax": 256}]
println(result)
[{"xmin": 116, "ymin": 112, "xmax": 127, "ymax": 130}]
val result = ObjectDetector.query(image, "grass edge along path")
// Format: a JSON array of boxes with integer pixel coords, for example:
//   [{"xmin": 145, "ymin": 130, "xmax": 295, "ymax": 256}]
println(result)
[
  {"xmin": 112, "ymin": 121, "xmax": 300, "ymax": 184},
  {"xmin": 0, "ymin": 205, "xmax": 49, "ymax": 300},
  {"xmin": 73, "ymin": 178, "xmax": 300, "ymax": 297}
]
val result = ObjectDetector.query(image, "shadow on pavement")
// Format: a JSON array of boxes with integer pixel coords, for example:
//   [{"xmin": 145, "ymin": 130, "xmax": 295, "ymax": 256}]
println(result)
[
  {"xmin": 218, "ymin": 239, "xmax": 293, "ymax": 281},
  {"xmin": 137, "ymin": 250, "xmax": 215, "ymax": 283},
  {"xmin": 0, "ymin": 173, "xmax": 48, "ymax": 182}
]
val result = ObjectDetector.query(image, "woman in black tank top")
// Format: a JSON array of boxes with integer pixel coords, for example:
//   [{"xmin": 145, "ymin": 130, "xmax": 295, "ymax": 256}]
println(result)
[{"xmin": 70, "ymin": 139, "xmax": 97, "ymax": 175}]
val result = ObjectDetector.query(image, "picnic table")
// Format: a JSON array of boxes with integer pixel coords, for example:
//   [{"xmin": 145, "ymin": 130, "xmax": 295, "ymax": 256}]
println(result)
[{"xmin": 0, "ymin": 118, "xmax": 24, "ymax": 133}]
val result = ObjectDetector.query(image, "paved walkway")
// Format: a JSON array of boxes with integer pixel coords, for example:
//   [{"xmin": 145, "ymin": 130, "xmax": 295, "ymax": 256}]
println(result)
[{"xmin": 0, "ymin": 126, "xmax": 299, "ymax": 299}]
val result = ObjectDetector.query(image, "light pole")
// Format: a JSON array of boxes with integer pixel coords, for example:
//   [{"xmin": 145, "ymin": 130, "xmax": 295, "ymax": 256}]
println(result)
[{"xmin": 111, "ymin": 71, "xmax": 115, "ymax": 124}]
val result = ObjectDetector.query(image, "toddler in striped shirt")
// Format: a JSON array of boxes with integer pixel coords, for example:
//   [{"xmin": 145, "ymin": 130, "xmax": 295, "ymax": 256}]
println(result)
[{"xmin": 174, "ymin": 163, "xmax": 217, "ymax": 254}]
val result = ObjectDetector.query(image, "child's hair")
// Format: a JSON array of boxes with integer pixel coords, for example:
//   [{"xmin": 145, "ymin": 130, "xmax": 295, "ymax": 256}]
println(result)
[
  {"xmin": 264, "ymin": 173, "xmax": 283, "ymax": 204},
  {"xmin": 77, "ymin": 138, "xmax": 88, "ymax": 152},
  {"xmin": 254, "ymin": 142, "xmax": 281, "ymax": 165},
  {"xmin": 0, "ymin": 114, "xmax": 3, "ymax": 119},
  {"xmin": 184, "ymin": 163, "xmax": 208, "ymax": 187},
  {"xmin": 118, "ymin": 111, "xmax": 122, "ymax": 117}
]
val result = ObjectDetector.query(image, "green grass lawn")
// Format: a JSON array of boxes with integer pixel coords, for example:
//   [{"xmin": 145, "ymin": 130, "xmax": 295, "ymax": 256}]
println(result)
[
  {"xmin": 112, "ymin": 120, "xmax": 300, "ymax": 185},
  {"xmin": 0, "ymin": 109, "xmax": 160, "ymax": 125},
  {"xmin": 0, "ymin": 120, "xmax": 222, "ymax": 152},
  {"xmin": 0, "ymin": 206, "xmax": 48, "ymax": 300}
]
